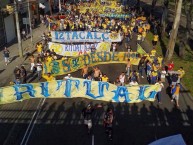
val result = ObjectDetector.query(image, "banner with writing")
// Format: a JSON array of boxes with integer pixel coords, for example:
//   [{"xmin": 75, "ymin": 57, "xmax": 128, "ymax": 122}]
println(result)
[
  {"xmin": 43, "ymin": 52, "xmax": 140, "ymax": 76},
  {"xmin": 99, "ymin": 14, "xmax": 131, "ymax": 18},
  {"xmin": 0, "ymin": 78, "xmax": 160, "ymax": 105},
  {"xmin": 51, "ymin": 31, "xmax": 123, "ymax": 43},
  {"xmin": 78, "ymin": 2, "xmax": 122, "ymax": 14},
  {"xmin": 49, "ymin": 42, "xmax": 111, "ymax": 56}
]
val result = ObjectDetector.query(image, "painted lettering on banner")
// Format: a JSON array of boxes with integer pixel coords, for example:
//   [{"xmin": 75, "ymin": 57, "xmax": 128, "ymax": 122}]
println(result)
[
  {"xmin": 43, "ymin": 52, "xmax": 140, "ymax": 76},
  {"xmin": 0, "ymin": 78, "xmax": 160, "ymax": 105},
  {"xmin": 51, "ymin": 31, "xmax": 123, "ymax": 43}
]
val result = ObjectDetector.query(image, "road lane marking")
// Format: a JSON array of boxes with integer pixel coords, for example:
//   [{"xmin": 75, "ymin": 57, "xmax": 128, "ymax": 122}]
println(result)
[
  {"xmin": 3, "ymin": 100, "xmax": 31, "ymax": 145},
  {"xmin": 92, "ymin": 135, "xmax": 94, "ymax": 145},
  {"xmin": 20, "ymin": 98, "xmax": 46, "ymax": 145}
]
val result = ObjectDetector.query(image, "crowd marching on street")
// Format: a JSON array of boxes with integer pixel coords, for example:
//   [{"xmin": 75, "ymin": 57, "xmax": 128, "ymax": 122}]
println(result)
[{"xmin": 2, "ymin": 0, "xmax": 186, "ymax": 141}]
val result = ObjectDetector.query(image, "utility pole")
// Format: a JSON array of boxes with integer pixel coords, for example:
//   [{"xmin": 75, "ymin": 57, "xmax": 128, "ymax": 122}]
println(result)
[
  {"xmin": 14, "ymin": 0, "xmax": 23, "ymax": 57},
  {"xmin": 28, "ymin": 0, "xmax": 33, "ymax": 46}
]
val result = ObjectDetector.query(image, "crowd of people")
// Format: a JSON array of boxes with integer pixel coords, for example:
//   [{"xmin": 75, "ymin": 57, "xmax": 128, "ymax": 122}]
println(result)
[{"xmin": 2, "ymin": 0, "xmax": 186, "ymax": 140}]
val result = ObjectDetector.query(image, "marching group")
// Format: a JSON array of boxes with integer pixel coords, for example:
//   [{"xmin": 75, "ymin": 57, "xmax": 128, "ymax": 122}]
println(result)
[{"xmin": 2, "ymin": 0, "xmax": 186, "ymax": 141}]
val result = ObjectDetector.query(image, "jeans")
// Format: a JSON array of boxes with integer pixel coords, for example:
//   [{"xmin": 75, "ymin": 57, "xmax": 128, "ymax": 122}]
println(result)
[
  {"xmin": 139, "ymin": 68, "xmax": 144, "ymax": 76},
  {"xmin": 126, "ymin": 67, "xmax": 130, "ymax": 76},
  {"xmin": 157, "ymin": 92, "xmax": 161, "ymax": 102},
  {"xmin": 151, "ymin": 77, "xmax": 157, "ymax": 84},
  {"xmin": 37, "ymin": 70, "xmax": 42, "ymax": 80}
]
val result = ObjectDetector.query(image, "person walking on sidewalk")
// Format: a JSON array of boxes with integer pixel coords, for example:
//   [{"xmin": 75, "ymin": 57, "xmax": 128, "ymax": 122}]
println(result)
[
  {"xmin": 22, "ymin": 29, "xmax": 27, "ymax": 41},
  {"xmin": 36, "ymin": 61, "xmax": 43, "ymax": 80},
  {"xmin": 3, "ymin": 47, "xmax": 10, "ymax": 65}
]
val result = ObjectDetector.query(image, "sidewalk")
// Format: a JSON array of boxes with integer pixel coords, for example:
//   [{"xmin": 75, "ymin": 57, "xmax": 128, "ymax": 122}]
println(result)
[{"xmin": 0, "ymin": 24, "xmax": 48, "ymax": 87}]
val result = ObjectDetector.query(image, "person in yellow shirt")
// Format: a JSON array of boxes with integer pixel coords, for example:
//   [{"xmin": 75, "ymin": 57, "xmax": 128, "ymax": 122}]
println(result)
[
  {"xmin": 102, "ymin": 23, "xmax": 107, "ymax": 29},
  {"xmin": 152, "ymin": 63, "xmax": 158, "ymax": 71},
  {"xmin": 151, "ymin": 48, "xmax": 157, "ymax": 56},
  {"xmin": 153, "ymin": 34, "xmax": 159, "ymax": 46},
  {"xmin": 145, "ymin": 54, "xmax": 154, "ymax": 63},
  {"xmin": 138, "ymin": 27, "xmax": 143, "ymax": 34},
  {"xmin": 36, "ymin": 43, "xmax": 43, "ymax": 54},
  {"xmin": 146, "ymin": 23, "xmax": 150, "ymax": 33},
  {"xmin": 46, "ymin": 55, "xmax": 53, "ymax": 63},
  {"xmin": 157, "ymin": 55, "xmax": 163, "ymax": 67},
  {"xmin": 47, "ymin": 32, "xmax": 51, "ymax": 41},
  {"xmin": 101, "ymin": 74, "xmax": 109, "ymax": 82},
  {"xmin": 178, "ymin": 67, "xmax": 185, "ymax": 80},
  {"xmin": 43, "ymin": 73, "xmax": 55, "ymax": 82}
]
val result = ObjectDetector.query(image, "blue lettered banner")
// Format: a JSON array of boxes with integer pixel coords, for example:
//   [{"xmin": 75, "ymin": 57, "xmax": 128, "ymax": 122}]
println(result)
[
  {"xmin": 99, "ymin": 14, "xmax": 131, "ymax": 18},
  {"xmin": 51, "ymin": 31, "xmax": 123, "ymax": 43},
  {"xmin": 48, "ymin": 42, "xmax": 111, "ymax": 56},
  {"xmin": 0, "ymin": 78, "xmax": 160, "ymax": 104}
]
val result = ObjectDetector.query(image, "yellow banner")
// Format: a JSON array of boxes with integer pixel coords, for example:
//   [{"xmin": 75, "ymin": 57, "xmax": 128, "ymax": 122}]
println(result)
[
  {"xmin": 0, "ymin": 78, "xmax": 160, "ymax": 105},
  {"xmin": 78, "ymin": 1, "xmax": 122, "ymax": 14},
  {"xmin": 43, "ymin": 52, "xmax": 140, "ymax": 76}
]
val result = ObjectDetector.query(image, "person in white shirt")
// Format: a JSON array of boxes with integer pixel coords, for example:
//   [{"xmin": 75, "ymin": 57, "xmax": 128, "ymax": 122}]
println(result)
[
  {"xmin": 36, "ymin": 61, "xmax": 42, "ymax": 80},
  {"xmin": 155, "ymin": 80, "xmax": 164, "ymax": 104},
  {"xmin": 112, "ymin": 43, "xmax": 117, "ymax": 52},
  {"xmin": 161, "ymin": 68, "xmax": 166, "ymax": 82},
  {"xmin": 64, "ymin": 74, "xmax": 72, "ymax": 80},
  {"xmin": 119, "ymin": 72, "xmax": 126, "ymax": 86},
  {"xmin": 129, "ymin": 80, "xmax": 138, "ymax": 86}
]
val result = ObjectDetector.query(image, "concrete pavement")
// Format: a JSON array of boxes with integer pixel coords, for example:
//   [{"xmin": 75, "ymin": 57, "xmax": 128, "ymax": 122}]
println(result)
[{"xmin": 0, "ymin": 24, "xmax": 48, "ymax": 87}]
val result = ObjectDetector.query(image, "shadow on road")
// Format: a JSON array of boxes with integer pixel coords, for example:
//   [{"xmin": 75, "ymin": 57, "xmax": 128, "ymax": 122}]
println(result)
[{"xmin": 0, "ymin": 99, "xmax": 192, "ymax": 145}]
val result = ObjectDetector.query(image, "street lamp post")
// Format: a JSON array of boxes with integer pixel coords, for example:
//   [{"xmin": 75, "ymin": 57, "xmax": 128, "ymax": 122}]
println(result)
[{"xmin": 14, "ymin": 0, "xmax": 23, "ymax": 57}]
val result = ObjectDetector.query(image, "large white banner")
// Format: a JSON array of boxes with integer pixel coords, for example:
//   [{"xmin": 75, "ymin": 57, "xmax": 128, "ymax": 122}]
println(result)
[
  {"xmin": 49, "ymin": 42, "xmax": 111, "ymax": 56},
  {"xmin": 51, "ymin": 31, "xmax": 123, "ymax": 43}
]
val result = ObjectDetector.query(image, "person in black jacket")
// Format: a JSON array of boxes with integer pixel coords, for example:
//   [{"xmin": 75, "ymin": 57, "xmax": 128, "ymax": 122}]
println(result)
[
  {"xmin": 103, "ymin": 108, "xmax": 114, "ymax": 140},
  {"xmin": 82, "ymin": 103, "xmax": 102, "ymax": 134}
]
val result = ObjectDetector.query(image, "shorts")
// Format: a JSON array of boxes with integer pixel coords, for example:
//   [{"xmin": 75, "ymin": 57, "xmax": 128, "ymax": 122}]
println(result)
[
  {"xmin": 172, "ymin": 82, "xmax": 177, "ymax": 86},
  {"xmin": 172, "ymin": 94, "xmax": 179, "ymax": 100},
  {"xmin": 4, "ymin": 57, "xmax": 9, "ymax": 62},
  {"xmin": 147, "ymin": 70, "xmax": 151, "ymax": 76},
  {"xmin": 84, "ymin": 119, "xmax": 92, "ymax": 129}
]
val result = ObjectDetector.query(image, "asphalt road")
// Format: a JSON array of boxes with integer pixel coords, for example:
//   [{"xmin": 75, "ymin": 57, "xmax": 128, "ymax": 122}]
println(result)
[{"xmin": 0, "ymin": 36, "xmax": 193, "ymax": 145}]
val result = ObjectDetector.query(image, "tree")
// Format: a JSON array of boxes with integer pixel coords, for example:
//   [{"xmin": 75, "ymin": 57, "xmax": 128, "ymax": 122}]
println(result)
[
  {"xmin": 151, "ymin": 0, "xmax": 158, "ymax": 9},
  {"xmin": 49, "ymin": 0, "xmax": 53, "ymax": 16},
  {"xmin": 165, "ymin": 0, "xmax": 183, "ymax": 61},
  {"xmin": 161, "ymin": 0, "xmax": 169, "ymax": 35},
  {"xmin": 184, "ymin": 0, "xmax": 193, "ymax": 41}
]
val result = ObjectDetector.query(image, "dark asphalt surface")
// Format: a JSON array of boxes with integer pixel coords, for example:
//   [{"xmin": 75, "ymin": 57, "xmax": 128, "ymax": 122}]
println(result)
[{"xmin": 1, "ymin": 35, "xmax": 193, "ymax": 145}]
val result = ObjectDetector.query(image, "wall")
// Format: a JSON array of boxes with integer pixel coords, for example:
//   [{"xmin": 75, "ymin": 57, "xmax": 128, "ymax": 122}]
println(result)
[{"xmin": 4, "ymin": 15, "xmax": 16, "ymax": 43}]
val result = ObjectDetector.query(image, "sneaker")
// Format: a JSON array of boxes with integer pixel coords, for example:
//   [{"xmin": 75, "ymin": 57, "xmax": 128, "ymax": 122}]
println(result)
[
  {"xmin": 142, "ymin": 76, "xmax": 144, "ymax": 78},
  {"xmin": 171, "ymin": 99, "xmax": 174, "ymax": 102}
]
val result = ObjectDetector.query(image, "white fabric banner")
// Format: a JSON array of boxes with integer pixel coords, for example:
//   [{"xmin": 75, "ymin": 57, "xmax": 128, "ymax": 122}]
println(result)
[
  {"xmin": 49, "ymin": 42, "xmax": 111, "ymax": 56},
  {"xmin": 51, "ymin": 31, "xmax": 123, "ymax": 43}
]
